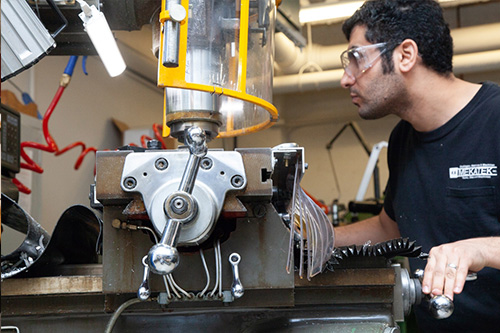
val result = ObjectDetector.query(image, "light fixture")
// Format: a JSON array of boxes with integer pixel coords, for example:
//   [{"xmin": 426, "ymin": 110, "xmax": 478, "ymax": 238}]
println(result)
[
  {"xmin": 298, "ymin": 0, "xmax": 484, "ymax": 25},
  {"xmin": 77, "ymin": 0, "xmax": 126, "ymax": 77},
  {"xmin": 299, "ymin": 1, "xmax": 364, "ymax": 25},
  {"xmin": 437, "ymin": 0, "xmax": 489, "ymax": 7}
]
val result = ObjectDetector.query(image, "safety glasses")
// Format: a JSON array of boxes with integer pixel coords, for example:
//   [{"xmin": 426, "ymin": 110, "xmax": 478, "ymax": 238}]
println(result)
[{"xmin": 340, "ymin": 42, "xmax": 388, "ymax": 80}]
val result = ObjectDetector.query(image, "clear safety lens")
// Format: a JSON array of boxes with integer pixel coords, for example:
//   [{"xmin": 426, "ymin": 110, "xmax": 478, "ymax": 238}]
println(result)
[{"xmin": 340, "ymin": 42, "xmax": 388, "ymax": 79}]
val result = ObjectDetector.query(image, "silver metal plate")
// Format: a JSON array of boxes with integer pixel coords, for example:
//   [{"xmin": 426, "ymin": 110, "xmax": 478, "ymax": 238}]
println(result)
[{"xmin": 120, "ymin": 150, "xmax": 246, "ymax": 245}]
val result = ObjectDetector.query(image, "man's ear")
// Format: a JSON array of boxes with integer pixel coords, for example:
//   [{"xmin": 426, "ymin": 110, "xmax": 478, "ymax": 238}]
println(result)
[{"xmin": 396, "ymin": 39, "xmax": 419, "ymax": 73}]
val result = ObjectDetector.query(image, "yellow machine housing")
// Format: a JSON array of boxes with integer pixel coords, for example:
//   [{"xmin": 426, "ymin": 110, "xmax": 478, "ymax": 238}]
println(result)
[{"xmin": 157, "ymin": 0, "xmax": 278, "ymax": 140}]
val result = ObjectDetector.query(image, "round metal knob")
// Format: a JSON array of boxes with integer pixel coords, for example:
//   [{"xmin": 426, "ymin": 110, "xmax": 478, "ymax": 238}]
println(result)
[
  {"xmin": 169, "ymin": 4, "xmax": 187, "ymax": 23},
  {"xmin": 147, "ymin": 243, "xmax": 179, "ymax": 275},
  {"xmin": 232, "ymin": 281, "xmax": 244, "ymax": 299},
  {"xmin": 429, "ymin": 295, "xmax": 454, "ymax": 319},
  {"xmin": 137, "ymin": 285, "xmax": 151, "ymax": 301}
]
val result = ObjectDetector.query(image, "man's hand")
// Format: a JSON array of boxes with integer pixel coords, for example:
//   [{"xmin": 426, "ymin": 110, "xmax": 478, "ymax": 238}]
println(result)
[{"xmin": 421, "ymin": 237, "xmax": 500, "ymax": 300}]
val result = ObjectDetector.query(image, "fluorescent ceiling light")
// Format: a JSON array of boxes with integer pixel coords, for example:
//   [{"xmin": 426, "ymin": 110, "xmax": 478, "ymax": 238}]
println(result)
[
  {"xmin": 298, "ymin": 0, "xmax": 487, "ymax": 25},
  {"xmin": 299, "ymin": 1, "xmax": 364, "ymax": 25},
  {"xmin": 437, "ymin": 0, "xmax": 490, "ymax": 7}
]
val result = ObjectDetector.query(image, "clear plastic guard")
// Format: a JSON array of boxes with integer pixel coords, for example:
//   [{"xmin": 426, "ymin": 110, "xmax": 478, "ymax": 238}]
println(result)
[{"xmin": 287, "ymin": 170, "xmax": 335, "ymax": 280}]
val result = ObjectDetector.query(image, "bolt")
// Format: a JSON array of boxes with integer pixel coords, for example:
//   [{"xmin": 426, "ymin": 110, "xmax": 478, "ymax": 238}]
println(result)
[
  {"xmin": 231, "ymin": 175, "xmax": 244, "ymax": 188},
  {"xmin": 155, "ymin": 158, "xmax": 168, "ymax": 171},
  {"xmin": 201, "ymin": 157, "xmax": 213, "ymax": 170},
  {"xmin": 253, "ymin": 204, "xmax": 267, "ymax": 218},
  {"xmin": 170, "ymin": 196, "xmax": 188, "ymax": 215},
  {"xmin": 112, "ymin": 219, "xmax": 122, "ymax": 229},
  {"xmin": 123, "ymin": 177, "xmax": 137, "ymax": 189}
]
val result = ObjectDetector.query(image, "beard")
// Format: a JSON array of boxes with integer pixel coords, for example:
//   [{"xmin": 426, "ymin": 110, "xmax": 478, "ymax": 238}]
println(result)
[{"xmin": 355, "ymin": 71, "xmax": 410, "ymax": 120}]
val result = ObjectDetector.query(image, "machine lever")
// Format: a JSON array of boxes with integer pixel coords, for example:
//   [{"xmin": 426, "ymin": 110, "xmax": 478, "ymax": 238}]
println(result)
[
  {"xmin": 414, "ymin": 269, "xmax": 454, "ymax": 319},
  {"xmin": 162, "ymin": 0, "xmax": 186, "ymax": 67},
  {"xmin": 179, "ymin": 126, "xmax": 208, "ymax": 194},
  {"xmin": 138, "ymin": 256, "xmax": 151, "ymax": 301},
  {"xmin": 146, "ymin": 127, "xmax": 207, "ymax": 276},
  {"xmin": 229, "ymin": 253, "xmax": 244, "ymax": 298}
]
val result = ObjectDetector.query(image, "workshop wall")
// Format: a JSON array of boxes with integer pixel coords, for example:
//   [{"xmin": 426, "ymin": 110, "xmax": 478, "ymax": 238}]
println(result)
[
  {"xmin": 5, "ymin": 55, "xmax": 500, "ymax": 241},
  {"xmin": 7, "ymin": 55, "xmax": 164, "ymax": 237}
]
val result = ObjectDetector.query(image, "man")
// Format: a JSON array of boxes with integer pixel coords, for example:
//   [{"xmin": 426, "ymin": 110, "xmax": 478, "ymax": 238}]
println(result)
[{"xmin": 335, "ymin": 0, "xmax": 500, "ymax": 331}]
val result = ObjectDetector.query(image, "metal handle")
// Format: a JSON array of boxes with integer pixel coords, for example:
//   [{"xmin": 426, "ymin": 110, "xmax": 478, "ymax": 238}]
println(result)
[
  {"xmin": 147, "ymin": 219, "xmax": 181, "ymax": 275},
  {"xmin": 138, "ymin": 256, "xmax": 151, "ymax": 300},
  {"xmin": 46, "ymin": 0, "xmax": 68, "ymax": 38},
  {"xmin": 229, "ymin": 253, "xmax": 244, "ymax": 298},
  {"xmin": 162, "ymin": 0, "xmax": 186, "ymax": 67},
  {"xmin": 146, "ymin": 127, "xmax": 207, "ymax": 276},
  {"xmin": 413, "ymin": 269, "xmax": 454, "ymax": 319},
  {"xmin": 178, "ymin": 126, "xmax": 208, "ymax": 193}
]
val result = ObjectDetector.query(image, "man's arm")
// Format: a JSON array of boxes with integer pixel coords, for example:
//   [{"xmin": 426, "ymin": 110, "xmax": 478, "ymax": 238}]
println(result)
[
  {"xmin": 334, "ymin": 208, "xmax": 401, "ymax": 247},
  {"xmin": 422, "ymin": 236, "xmax": 500, "ymax": 301}
]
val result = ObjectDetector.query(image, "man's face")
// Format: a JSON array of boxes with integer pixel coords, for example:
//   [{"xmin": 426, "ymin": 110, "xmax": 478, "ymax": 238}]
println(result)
[{"xmin": 340, "ymin": 26, "xmax": 408, "ymax": 120}]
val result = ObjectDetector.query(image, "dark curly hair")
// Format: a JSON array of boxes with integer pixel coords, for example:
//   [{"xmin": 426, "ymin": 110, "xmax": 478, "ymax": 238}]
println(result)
[{"xmin": 342, "ymin": 0, "xmax": 453, "ymax": 75}]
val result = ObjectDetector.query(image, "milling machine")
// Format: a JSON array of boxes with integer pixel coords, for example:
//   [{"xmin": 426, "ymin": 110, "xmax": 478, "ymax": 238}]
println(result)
[{"xmin": 1, "ymin": 1, "xmax": 453, "ymax": 332}]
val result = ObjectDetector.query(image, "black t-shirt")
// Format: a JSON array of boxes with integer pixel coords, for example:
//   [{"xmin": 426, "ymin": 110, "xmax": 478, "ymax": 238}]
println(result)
[{"xmin": 384, "ymin": 81, "xmax": 500, "ymax": 332}]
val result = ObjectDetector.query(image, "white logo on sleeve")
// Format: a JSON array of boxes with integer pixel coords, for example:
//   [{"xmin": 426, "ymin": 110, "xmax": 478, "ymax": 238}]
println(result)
[{"xmin": 449, "ymin": 163, "xmax": 498, "ymax": 179}]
